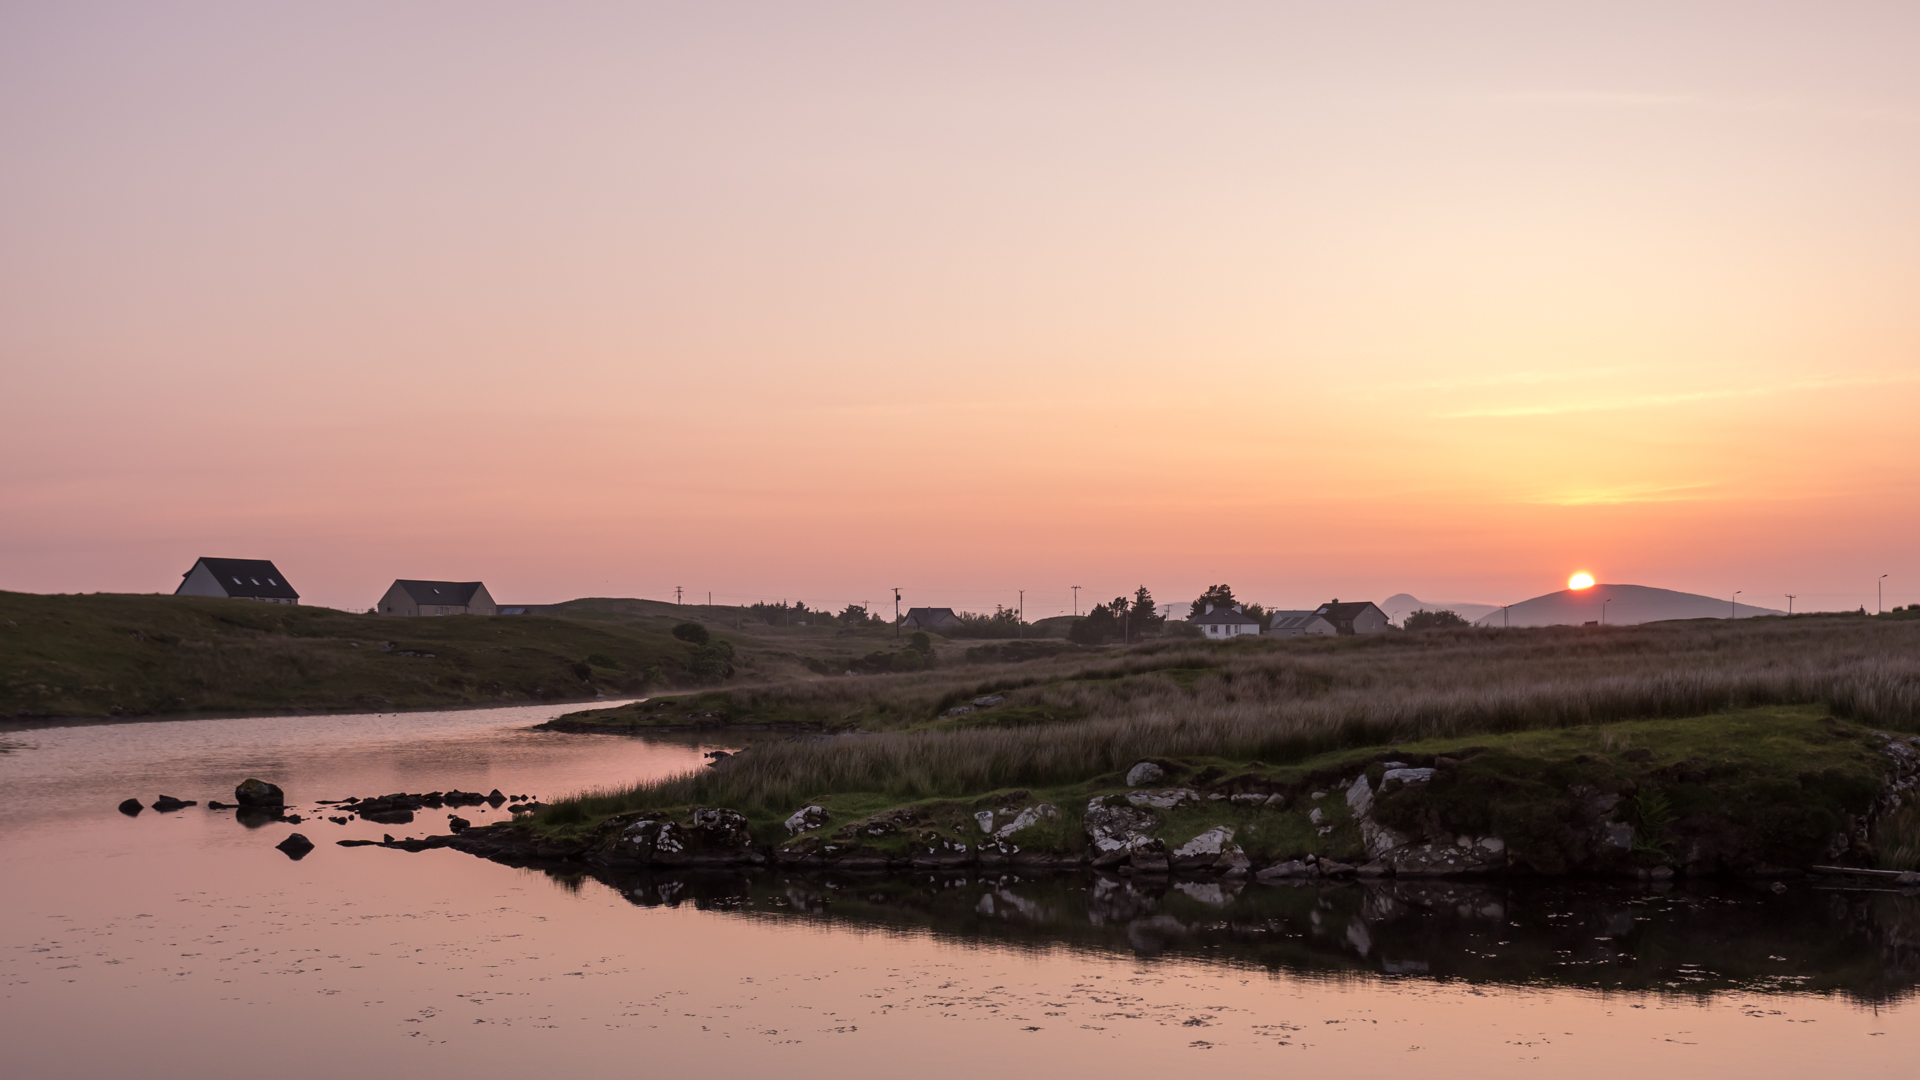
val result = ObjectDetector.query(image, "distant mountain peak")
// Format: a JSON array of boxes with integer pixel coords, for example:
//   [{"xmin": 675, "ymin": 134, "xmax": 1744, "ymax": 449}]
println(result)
[{"xmin": 1473, "ymin": 583, "xmax": 1784, "ymax": 627}]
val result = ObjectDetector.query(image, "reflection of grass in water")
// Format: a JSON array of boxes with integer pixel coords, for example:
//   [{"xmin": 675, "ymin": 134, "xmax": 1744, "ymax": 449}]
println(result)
[
  {"xmin": 1875, "ymin": 802, "xmax": 1920, "ymax": 870},
  {"xmin": 0, "ymin": 739, "xmax": 25, "ymax": 754}
]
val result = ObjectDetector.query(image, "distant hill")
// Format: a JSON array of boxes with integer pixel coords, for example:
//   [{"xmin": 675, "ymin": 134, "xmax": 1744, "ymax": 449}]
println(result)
[
  {"xmin": 1381, "ymin": 593, "xmax": 1503, "ymax": 626},
  {"xmin": 1470, "ymin": 584, "xmax": 1785, "ymax": 628}
]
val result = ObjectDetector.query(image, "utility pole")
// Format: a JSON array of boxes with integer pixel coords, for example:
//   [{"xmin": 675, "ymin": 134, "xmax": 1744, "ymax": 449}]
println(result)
[
  {"xmin": 1502, "ymin": 605, "xmax": 1510, "ymax": 628},
  {"xmin": 1071, "ymin": 585, "xmax": 1081, "ymax": 616},
  {"xmin": 1880, "ymin": 574, "xmax": 1889, "ymax": 615},
  {"xmin": 893, "ymin": 588, "xmax": 901, "ymax": 640},
  {"xmin": 1602, "ymin": 598, "xmax": 1611, "ymax": 625},
  {"xmin": 707, "ymin": 591, "xmax": 711, "ymax": 608},
  {"xmin": 1730, "ymin": 590, "xmax": 1741, "ymax": 620},
  {"xmin": 1018, "ymin": 590, "xmax": 1024, "ymax": 638},
  {"xmin": 1786, "ymin": 595, "xmax": 1795, "ymax": 615},
  {"xmin": 675, "ymin": 586, "xmax": 682, "ymax": 606}
]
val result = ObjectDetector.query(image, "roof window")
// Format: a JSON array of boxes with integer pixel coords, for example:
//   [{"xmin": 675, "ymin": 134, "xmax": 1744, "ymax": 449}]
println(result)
[
  {"xmin": 232, "ymin": 577, "xmax": 243, "ymax": 584},
  {"xmin": 251, "ymin": 578, "xmax": 260, "ymax": 585},
  {"xmin": 268, "ymin": 578, "xmax": 278, "ymax": 585}
]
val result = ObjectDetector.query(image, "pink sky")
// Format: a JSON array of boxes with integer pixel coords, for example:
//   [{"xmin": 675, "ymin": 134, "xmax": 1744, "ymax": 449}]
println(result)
[{"xmin": 3, "ymin": 3, "xmax": 1916, "ymax": 615}]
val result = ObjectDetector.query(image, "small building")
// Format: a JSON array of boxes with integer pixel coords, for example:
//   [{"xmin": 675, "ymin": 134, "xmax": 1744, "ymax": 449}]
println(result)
[
  {"xmin": 1314, "ymin": 600, "xmax": 1391, "ymax": 635},
  {"xmin": 174, "ymin": 557, "xmax": 299, "ymax": 604},
  {"xmin": 1190, "ymin": 603, "xmax": 1261, "ymax": 639},
  {"xmin": 1267, "ymin": 610, "xmax": 1337, "ymax": 638},
  {"xmin": 377, "ymin": 580, "xmax": 497, "ymax": 617},
  {"xmin": 900, "ymin": 607, "xmax": 965, "ymax": 632}
]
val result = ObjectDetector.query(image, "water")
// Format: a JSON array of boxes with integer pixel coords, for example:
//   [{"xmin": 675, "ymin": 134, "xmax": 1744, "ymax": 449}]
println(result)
[{"xmin": 3, "ymin": 706, "xmax": 1918, "ymax": 1078}]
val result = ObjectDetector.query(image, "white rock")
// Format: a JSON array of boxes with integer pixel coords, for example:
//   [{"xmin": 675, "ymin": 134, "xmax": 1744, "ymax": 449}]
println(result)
[
  {"xmin": 974, "ymin": 810, "xmax": 996, "ymax": 834},
  {"xmin": 1309, "ymin": 807, "xmax": 1325, "ymax": 825},
  {"xmin": 1126, "ymin": 788, "xmax": 1198, "ymax": 810},
  {"xmin": 783, "ymin": 805, "xmax": 830, "ymax": 835},
  {"xmin": 1382, "ymin": 767, "xmax": 1435, "ymax": 784},
  {"xmin": 1171, "ymin": 825, "xmax": 1236, "ymax": 858},
  {"xmin": 1345, "ymin": 774, "xmax": 1373, "ymax": 817},
  {"xmin": 1229, "ymin": 793, "xmax": 1267, "ymax": 806},
  {"xmin": 972, "ymin": 694, "xmax": 1006, "ymax": 707},
  {"xmin": 1478, "ymin": 836, "xmax": 1505, "ymax": 853},
  {"xmin": 993, "ymin": 803, "xmax": 1058, "ymax": 840},
  {"xmin": 1125, "ymin": 761, "xmax": 1167, "ymax": 787}
]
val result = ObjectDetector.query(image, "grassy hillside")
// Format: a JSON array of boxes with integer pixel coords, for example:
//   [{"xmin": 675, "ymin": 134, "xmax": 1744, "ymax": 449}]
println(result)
[{"xmin": 0, "ymin": 591, "xmax": 724, "ymax": 719}]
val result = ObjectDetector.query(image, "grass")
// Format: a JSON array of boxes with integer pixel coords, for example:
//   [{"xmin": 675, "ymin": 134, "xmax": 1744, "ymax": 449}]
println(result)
[
  {"xmin": 534, "ymin": 617, "xmax": 1920, "ymax": 841},
  {"xmin": 0, "ymin": 591, "xmax": 718, "ymax": 717}
]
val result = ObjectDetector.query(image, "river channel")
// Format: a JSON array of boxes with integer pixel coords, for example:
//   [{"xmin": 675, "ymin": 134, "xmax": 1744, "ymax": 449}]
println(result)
[{"xmin": 3, "ymin": 704, "xmax": 1917, "ymax": 1078}]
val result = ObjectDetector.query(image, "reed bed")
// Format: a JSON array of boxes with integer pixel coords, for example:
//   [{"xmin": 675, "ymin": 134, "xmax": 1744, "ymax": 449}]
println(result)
[{"xmin": 545, "ymin": 617, "xmax": 1920, "ymax": 823}]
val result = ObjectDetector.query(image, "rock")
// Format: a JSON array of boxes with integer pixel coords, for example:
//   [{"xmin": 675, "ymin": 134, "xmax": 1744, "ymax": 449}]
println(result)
[
  {"xmin": 1229, "ymin": 793, "xmax": 1267, "ymax": 806},
  {"xmin": 1125, "ymin": 761, "xmax": 1166, "ymax": 787},
  {"xmin": 972, "ymin": 694, "xmax": 1006, "ymax": 707},
  {"xmin": 1130, "ymin": 849, "xmax": 1170, "ymax": 874},
  {"xmin": 1170, "ymin": 826, "xmax": 1242, "ymax": 872},
  {"xmin": 942, "ymin": 705, "xmax": 976, "ymax": 717},
  {"xmin": 1381, "ymin": 767, "xmax": 1435, "ymax": 784},
  {"xmin": 1770, "ymin": 881, "xmax": 1788, "ymax": 894},
  {"xmin": 1355, "ymin": 860, "xmax": 1389, "ymax": 877},
  {"xmin": 118, "ymin": 798, "xmax": 144, "ymax": 816},
  {"xmin": 281, "ymin": 814, "xmax": 303, "ymax": 824},
  {"xmin": 1898, "ymin": 872, "xmax": 1920, "ymax": 886},
  {"xmin": 361, "ymin": 809, "xmax": 415, "ymax": 825},
  {"xmin": 1319, "ymin": 860, "xmax": 1357, "ymax": 876},
  {"xmin": 1256, "ymin": 859, "xmax": 1313, "ymax": 880},
  {"xmin": 784, "ymin": 805, "xmax": 831, "ymax": 835},
  {"xmin": 486, "ymin": 789, "xmax": 507, "ymax": 807},
  {"xmin": 1125, "ymin": 788, "xmax": 1198, "ymax": 810},
  {"xmin": 1345, "ymin": 774, "xmax": 1408, "ymax": 859},
  {"xmin": 206, "ymin": 801, "xmax": 234, "ymax": 809},
  {"xmin": 1386, "ymin": 838, "xmax": 1505, "ymax": 876},
  {"xmin": 1601, "ymin": 822, "xmax": 1634, "ymax": 850},
  {"xmin": 235, "ymin": 778, "xmax": 286, "ymax": 807},
  {"xmin": 336, "ymin": 839, "xmax": 378, "ymax": 847},
  {"xmin": 974, "ymin": 810, "xmax": 996, "ymax": 833},
  {"xmin": 1309, "ymin": 807, "xmax": 1325, "ymax": 825},
  {"xmin": 1649, "ymin": 865, "xmax": 1675, "ymax": 880},
  {"xmin": 447, "ymin": 816, "xmax": 471, "ymax": 833},
  {"xmin": 1083, "ymin": 798, "xmax": 1160, "ymax": 865},
  {"xmin": 606, "ymin": 806, "xmax": 761, "ymax": 867},
  {"xmin": 151, "ymin": 795, "xmax": 196, "ymax": 812},
  {"xmin": 992, "ymin": 804, "xmax": 1059, "ymax": 842},
  {"xmin": 275, "ymin": 833, "xmax": 315, "ymax": 860}
]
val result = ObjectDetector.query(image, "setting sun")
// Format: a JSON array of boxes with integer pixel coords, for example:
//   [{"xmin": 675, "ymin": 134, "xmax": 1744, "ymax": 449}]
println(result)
[{"xmin": 1569, "ymin": 573, "xmax": 1595, "ymax": 590}]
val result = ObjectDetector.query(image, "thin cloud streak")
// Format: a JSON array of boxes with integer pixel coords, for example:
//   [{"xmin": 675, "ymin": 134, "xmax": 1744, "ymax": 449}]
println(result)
[{"xmin": 1437, "ymin": 373, "xmax": 1920, "ymax": 419}]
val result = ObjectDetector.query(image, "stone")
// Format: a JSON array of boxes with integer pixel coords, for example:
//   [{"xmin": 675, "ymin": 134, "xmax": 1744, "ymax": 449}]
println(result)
[
  {"xmin": 235, "ymin": 778, "xmax": 286, "ymax": 808},
  {"xmin": 972, "ymin": 694, "xmax": 1006, "ymax": 707},
  {"xmin": 1125, "ymin": 788, "xmax": 1198, "ymax": 810},
  {"xmin": 206, "ymin": 801, "xmax": 234, "ymax": 809},
  {"xmin": 151, "ymin": 795, "xmax": 196, "ymax": 812},
  {"xmin": 118, "ymin": 798, "xmax": 143, "ymax": 816},
  {"xmin": 1319, "ymin": 860, "xmax": 1357, "ymax": 876},
  {"xmin": 1309, "ymin": 807, "xmax": 1325, "ymax": 825},
  {"xmin": 1130, "ymin": 850, "xmax": 1170, "ymax": 874},
  {"xmin": 447, "ymin": 816, "xmax": 471, "ymax": 833},
  {"xmin": 1084, "ymin": 798, "xmax": 1160, "ymax": 866},
  {"xmin": 1386, "ymin": 838, "xmax": 1505, "ymax": 876},
  {"xmin": 993, "ymin": 804, "xmax": 1058, "ymax": 841},
  {"xmin": 1229, "ymin": 793, "xmax": 1267, "ymax": 806},
  {"xmin": 942, "ymin": 705, "xmax": 976, "ymax": 717},
  {"xmin": 784, "ymin": 805, "xmax": 831, "ymax": 835},
  {"xmin": 974, "ymin": 810, "xmax": 996, "ymax": 834},
  {"xmin": 1381, "ymin": 767, "xmax": 1435, "ymax": 784},
  {"xmin": 1649, "ymin": 865, "xmax": 1675, "ymax": 880},
  {"xmin": 361, "ymin": 808, "xmax": 415, "ymax": 825},
  {"xmin": 1602, "ymin": 822, "xmax": 1634, "ymax": 850},
  {"xmin": 275, "ymin": 833, "xmax": 315, "ymax": 860},
  {"xmin": 486, "ymin": 789, "xmax": 507, "ymax": 806},
  {"xmin": 1355, "ymin": 860, "xmax": 1389, "ymax": 877},
  {"xmin": 1255, "ymin": 859, "xmax": 1312, "ymax": 880},
  {"xmin": 1125, "ymin": 761, "xmax": 1166, "ymax": 787}
]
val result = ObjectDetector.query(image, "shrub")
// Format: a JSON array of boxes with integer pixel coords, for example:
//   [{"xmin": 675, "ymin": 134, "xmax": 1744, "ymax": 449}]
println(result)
[{"xmin": 672, "ymin": 622, "xmax": 710, "ymax": 645}]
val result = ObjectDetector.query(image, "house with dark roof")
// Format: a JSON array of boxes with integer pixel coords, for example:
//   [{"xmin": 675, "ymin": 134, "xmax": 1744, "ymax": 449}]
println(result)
[
  {"xmin": 900, "ymin": 607, "xmax": 965, "ymax": 632},
  {"xmin": 377, "ymin": 580, "xmax": 497, "ymax": 617},
  {"xmin": 174, "ymin": 557, "xmax": 300, "ymax": 604},
  {"xmin": 1189, "ymin": 603, "xmax": 1261, "ymax": 639},
  {"xmin": 1313, "ymin": 600, "xmax": 1391, "ymax": 635},
  {"xmin": 1266, "ymin": 610, "xmax": 1337, "ymax": 638}
]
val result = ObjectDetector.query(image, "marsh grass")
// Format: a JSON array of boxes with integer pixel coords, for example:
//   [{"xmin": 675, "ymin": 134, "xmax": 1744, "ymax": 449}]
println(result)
[{"xmin": 542, "ymin": 617, "xmax": 1920, "ymax": 826}]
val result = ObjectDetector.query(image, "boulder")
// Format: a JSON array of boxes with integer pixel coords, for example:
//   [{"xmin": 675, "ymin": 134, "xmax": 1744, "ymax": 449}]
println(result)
[
  {"xmin": 1125, "ymin": 761, "xmax": 1166, "ymax": 787},
  {"xmin": 235, "ymin": 778, "xmax": 286, "ymax": 808},
  {"xmin": 447, "ymin": 816, "xmax": 471, "ymax": 833},
  {"xmin": 606, "ymin": 806, "xmax": 761, "ymax": 867},
  {"xmin": 1125, "ymin": 788, "xmax": 1198, "ymax": 810},
  {"xmin": 1255, "ymin": 859, "xmax": 1313, "ymax": 880},
  {"xmin": 784, "ymin": 805, "xmax": 831, "ymax": 835},
  {"xmin": 1084, "ymin": 797, "xmax": 1159, "ymax": 866},
  {"xmin": 361, "ymin": 809, "xmax": 415, "ymax": 825},
  {"xmin": 972, "ymin": 694, "xmax": 1006, "ymax": 707},
  {"xmin": 983, "ymin": 804, "xmax": 1058, "ymax": 855},
  {"xmin": 486, "ymin": 789, "xmax": 507, "ymax": 807},
  {"xmin": 118, "ymin": 798, "xmax": 143, "ymax": 816},
  {"xmin": 275, "ymin": 833, "xmax": 315, "ymax": 860},
  {"xmin": 1170, "ymin": 826, "xmax": 1242, "ymax": 872},
  {"xmin": 151, "ymin": 795, "xmax": 196, "ymax": 812}
]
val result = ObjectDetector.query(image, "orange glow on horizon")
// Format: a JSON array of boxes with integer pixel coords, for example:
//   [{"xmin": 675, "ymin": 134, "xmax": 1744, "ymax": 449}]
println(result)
[{"xmin": 1569, "ymin": 574, "xmax": 1596, "ymax": 591}]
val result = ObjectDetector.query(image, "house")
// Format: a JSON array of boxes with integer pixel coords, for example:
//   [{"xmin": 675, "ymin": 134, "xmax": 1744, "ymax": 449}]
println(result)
[
  {"xmin": 1189, "ymin": 603, "xmax": 1261, "ymax": 639},
  {"xmin": 1266, "ymin": 610, "xmax": 1337, "ymax": 638},
  {"xmin": 1314, "ymin": 600, "xmax": 1391, "ymax": 635},
  {"xmin": 377, "ymin": 580, "xmax": 497, "ymax": 617},
  {"xmin": 900, "ymin": 607, "xmax": 965, "ymax": 632},
  {"xmin": 174, "ymin": 557, "xmax": 299, "ymax": 604}
]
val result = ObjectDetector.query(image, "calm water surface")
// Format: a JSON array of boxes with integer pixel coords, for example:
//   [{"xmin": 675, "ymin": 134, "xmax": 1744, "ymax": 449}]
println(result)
[{"xmin": 3, "ymin": 705, "xmax": 1918, "ymax": 1078}]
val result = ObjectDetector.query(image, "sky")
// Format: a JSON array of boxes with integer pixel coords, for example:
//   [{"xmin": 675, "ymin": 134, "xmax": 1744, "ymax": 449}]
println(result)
[{"xmin": 3, "ymin": 2, "xmax": 1916, "ymax": 617}]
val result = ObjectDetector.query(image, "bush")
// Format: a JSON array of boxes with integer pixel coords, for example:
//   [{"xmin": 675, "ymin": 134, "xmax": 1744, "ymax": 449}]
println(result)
[
  {"xmin": 672, "ymin": 622, "xmax": 710, "ymax": 645},
  {"xmin": 1405, "ymin": 609, "xmax": 1470, "ymax": 631}
]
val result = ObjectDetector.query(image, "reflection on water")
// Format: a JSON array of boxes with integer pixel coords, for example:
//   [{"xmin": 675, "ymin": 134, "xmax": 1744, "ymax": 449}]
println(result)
[
  {"xmin": 5, "ymin": 705, "xmax": 1920, "ymax": 1079},
  {"xmin": 570, "ymin": 869, "xmax": 1920, "ymax": 1002}
]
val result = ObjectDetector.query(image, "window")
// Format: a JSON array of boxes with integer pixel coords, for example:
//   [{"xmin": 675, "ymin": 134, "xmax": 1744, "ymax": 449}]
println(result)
[{"xmin": 232, "ymin": 577, "xmax": 243, "ymax": 584}]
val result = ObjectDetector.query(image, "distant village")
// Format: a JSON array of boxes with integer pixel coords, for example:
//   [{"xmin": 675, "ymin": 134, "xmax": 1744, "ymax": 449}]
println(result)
[{"xmin": 169, "ymin": 556, "xmax": 1397, "ymax": 638}]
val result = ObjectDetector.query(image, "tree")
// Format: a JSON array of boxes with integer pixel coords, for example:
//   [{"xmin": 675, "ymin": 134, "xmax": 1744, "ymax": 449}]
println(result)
[
  {"xmin": 1130, "ymin": 586, "xmax": 1166, "ymax": 633},
  {"xmin": 838, "ymin": 603, "xmax": 876, "ymax": 626},
  {"xmin": 1404, "ymin": 608, "xmax": 1468, "ymax": 631},
  {"xmin": 671, "ymin": 621, "xmax": 710, "ymax": 645},
  {"xmin": 1189, "ymin": 584, "xmax": 1236, "ymax": 618}
]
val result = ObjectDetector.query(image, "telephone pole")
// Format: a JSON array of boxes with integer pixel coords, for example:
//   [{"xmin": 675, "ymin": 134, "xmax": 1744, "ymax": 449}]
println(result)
[
  {"xmin": 1786, "ymin": 594, "xmax": 1795, "ymax": 615},
  {"xmin": 675, "ymin": 586, "xmax": 682, "ymax": 606},
  {"xmin": 1018, "ymin": 590, "xmax": 1024, "ymax": 638},
  {"xmin": 893, "ymin": 588, "xmax": 902, "ymax": 640},
  {"xmin": 1071, "ymin": 585, "xmax": 1081, "ymax": 616},
  {"xmin": 1880, "ymin": 574, "xmax": 1889, "ymax": 615},
  {"xmin": 1730, "ymin": 590, "xmax": 1741, "ymax": 620}
]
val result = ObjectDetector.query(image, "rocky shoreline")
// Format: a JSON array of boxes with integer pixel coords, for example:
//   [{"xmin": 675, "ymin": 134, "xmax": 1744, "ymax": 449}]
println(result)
[{"xmin": 385, "ymin": 727, "xmax": 1920, "ymax": 886}]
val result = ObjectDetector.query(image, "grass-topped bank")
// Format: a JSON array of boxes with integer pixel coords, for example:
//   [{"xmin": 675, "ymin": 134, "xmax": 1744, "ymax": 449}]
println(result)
[
  {"xmin": 465, "ymin": 706, "xmax": 1920, "ymax": 879},
  {"xmin": 0, "ymin": 591, "xmax": 743, "ymax": 719}
]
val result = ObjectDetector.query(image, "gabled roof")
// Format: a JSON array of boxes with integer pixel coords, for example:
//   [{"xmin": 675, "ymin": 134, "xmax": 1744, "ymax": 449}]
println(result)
[
  {"xmin": 188, "ymin": 558, "xmax": 299, "ymax": 600},
  {"xmin": 1269, "ymin": 614, "xmax": 1331, "ymax": 631},
  {"xmin": 1190, "ymin": 605, "xmax": 1259, "ymax": 626},
  {"xmin": 902, "ymin": 606, "xmax": 963, "ymax": 627},
  {"xmin": 1316, "ymin": 601, "xmax": 1385, "ymax": 622},
  {"xmin": 393, "ymin": 580, "xmax": 487, "ymax": 606}
]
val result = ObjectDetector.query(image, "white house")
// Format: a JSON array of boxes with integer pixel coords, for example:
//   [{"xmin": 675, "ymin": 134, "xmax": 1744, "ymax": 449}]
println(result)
[
  {"xmin": 377, "ymin": 580, "xmax": 497, "ymax": 617},
  {"xmin": 1189, "ymin": 603, "xmax": 1261, "ymax": 639},
  {"xmin": 174, "ymin": 557, "xmax": 299, "ymax": 604}
]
